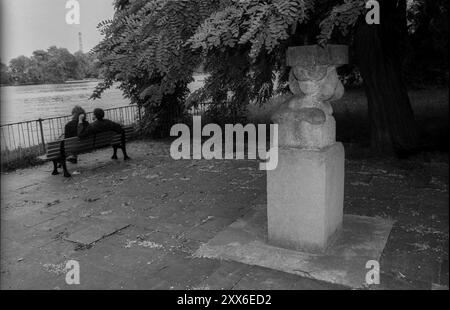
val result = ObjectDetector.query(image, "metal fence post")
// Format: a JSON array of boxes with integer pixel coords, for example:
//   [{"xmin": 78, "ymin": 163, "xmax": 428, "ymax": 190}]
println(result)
[
  {"xmin": 138, "ymin": 106, "xmax": 142, "ymax": 123},
  {"xmin": 37, "ymin": 119, "xmax": 46, "ymax": 153}
]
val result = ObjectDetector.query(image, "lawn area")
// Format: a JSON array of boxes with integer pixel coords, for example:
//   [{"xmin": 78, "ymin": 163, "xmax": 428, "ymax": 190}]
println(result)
[{"xmin": 247, "ymin": 88, "xmax": 449, "ymax": 154}]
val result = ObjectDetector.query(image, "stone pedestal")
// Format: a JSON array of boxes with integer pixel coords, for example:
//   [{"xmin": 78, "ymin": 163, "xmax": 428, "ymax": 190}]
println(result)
[
  {"xmin": 267, "ymin": 143, "xmax": 345, "ymax": 253},
  {"xmin": 267, "ymin": 44, "xmax": 348, "ymax": 253}
]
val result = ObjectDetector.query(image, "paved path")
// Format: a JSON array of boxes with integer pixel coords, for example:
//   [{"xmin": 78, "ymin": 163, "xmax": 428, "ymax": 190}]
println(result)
[{"xmin": 1, "ymin": 140, "xmax": 448, "ymax": 289}]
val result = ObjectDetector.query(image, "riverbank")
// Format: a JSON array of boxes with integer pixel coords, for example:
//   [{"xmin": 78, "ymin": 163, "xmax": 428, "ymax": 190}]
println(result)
[{"xmin": 1, "ymin": 78, "xmax": 101, "ymax": 87}]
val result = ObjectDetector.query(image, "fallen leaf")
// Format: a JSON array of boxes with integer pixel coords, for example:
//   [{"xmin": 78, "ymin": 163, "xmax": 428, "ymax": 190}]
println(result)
[
  {"xmin": 145, "ymin": 174, "xmax": 159, "ymax": 180},
  {"xmin": 46, "ymin": 199, "xmax": 60, "ymax": 207}
]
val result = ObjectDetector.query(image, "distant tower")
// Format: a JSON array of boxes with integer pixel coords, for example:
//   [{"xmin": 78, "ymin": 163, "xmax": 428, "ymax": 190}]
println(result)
[{"xmin": 78, "ymin": 32, "xmax": 84, "ymax": 53}]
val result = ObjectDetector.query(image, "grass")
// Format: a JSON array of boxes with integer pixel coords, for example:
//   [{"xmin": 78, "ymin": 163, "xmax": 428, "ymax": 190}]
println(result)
[
  {"xmin": 247, "ymin": 88, "xmax": 449, "ymax": 157},
  {"xmin": 0, "ymin": 134, "xmax": 144, "ymax": 172},
  {"xmin": 1, "ymin": 144, "xmax": 45, "ymax": 172}
]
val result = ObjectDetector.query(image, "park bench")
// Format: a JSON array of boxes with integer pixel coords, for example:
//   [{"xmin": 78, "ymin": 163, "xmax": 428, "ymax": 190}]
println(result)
[{"xmin": 40, "ymin": 125, "xmax": 135, "ymax": 177}]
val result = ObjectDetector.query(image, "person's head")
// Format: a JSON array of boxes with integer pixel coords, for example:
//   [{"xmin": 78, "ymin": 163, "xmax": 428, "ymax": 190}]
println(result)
[
  {"xmin": 93, "ymin": 108, "xmax": 105, "ymax": 121},
  {"xmin": 71, "ymin": 105, "xmax": 86, "ymax": 121}
]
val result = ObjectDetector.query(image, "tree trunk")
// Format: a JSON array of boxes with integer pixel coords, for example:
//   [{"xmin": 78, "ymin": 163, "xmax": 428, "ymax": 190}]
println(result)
[{"xmin": 354, "ymin": 0, "xmax": 419, "ymax": 156}]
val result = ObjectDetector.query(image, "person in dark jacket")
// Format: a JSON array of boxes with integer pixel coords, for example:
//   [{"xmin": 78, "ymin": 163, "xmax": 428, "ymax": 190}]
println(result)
[
  {"xmin": 64, "ymin": 105, "xmax": 89, "ymax": 164},
  {"xmin": 77, "ymin": 108, "xmax": 130, "ymax": 160}
]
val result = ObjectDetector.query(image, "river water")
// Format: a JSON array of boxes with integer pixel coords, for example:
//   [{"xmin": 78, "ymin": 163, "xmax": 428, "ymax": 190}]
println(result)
[
  {"xmin": 0, "ymin": 80, "xmax": 129, "ymax": 125},
  {"xmin": 0, "ymin": 77, "xmax": 206, "ymax": 152},
  {"xmin": 0, "ymin": 76, "xmax": 206, "ymax": 125}
]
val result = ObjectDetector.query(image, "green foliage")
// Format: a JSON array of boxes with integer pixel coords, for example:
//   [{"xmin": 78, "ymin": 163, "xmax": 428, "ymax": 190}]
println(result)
[
  {"xmin": 94, "ymin": 0, "xmax": 448, "ymax": 138},
  {"xmin": 189, "ymin": 0, "xmax": 314, "ymax": 58},
  {"xmin": 0, "ymin": 62, "xmax": 11, "ymax": 85},
  {"xmin": 94, "ymin": 0, "xmax": 363, "ymax": 136},
  {"xmin": 404, "ymin": 0, "xmax": 449, "ymax": 87},
  {"xmin": 187, "ymin": 48, "xmax": 253, "ymax": 125},
  {"xmin": 92, "ymin": 0, "xmax": 224, "ymax": 136},
  {"xmin": 317, "ymin": 0, "xmax": 365, "ymax": 45},
  {"xmin": 74, "ymin": 51, "xmax": 100, "ymax": 79},
  {"xmin": 186, "ymin": 0, "xmax": 318, "ymax": 124},
  {"xmin": 8, "ymin": 55, "xmax": 38, "ymax": 84},
  {"xmin": 5, "ymin": 47, "xmax": 99, "ymax": 85}
]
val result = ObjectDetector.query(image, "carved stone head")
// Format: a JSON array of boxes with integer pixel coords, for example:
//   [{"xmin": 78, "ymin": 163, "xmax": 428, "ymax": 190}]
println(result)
[{"xmin": 287, "ymin": 45, "xmax": 348, "ymax": 102}]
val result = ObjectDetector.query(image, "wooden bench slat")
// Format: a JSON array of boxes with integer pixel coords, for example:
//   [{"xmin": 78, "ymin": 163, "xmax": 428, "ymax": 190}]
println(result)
[
  {"xmin": 47, "ymin": 145, "xmax": 61, "ymax": 150},
  {"xmin": 65, "ymin": 137, "xmax": 94, "ymax": 143},
  {"xmin": 47, "ymin": 143, "xmax": 62, "ymax": 149},
  {"xmin": 67, "ymin": 149, "xmax": 96, "ymax": 155},
  {"xmin": 65, "ymin": 144, "xmax": 95, "ymax": 151},
  {"xmin": 66, "ymin": 143, "xmax": 114, "ymax": 153},
  {"xmin": 66, "ymin": 136, "xmax": 110, "ymax": 145},
  {"xmin": 47, "ymin": 148, "xmax": 61, "ymax": 154},
  {"xmin": 47, "ymin": 149, "xmax": 60, "ymax": 156},
  {"xmin": 44, "ymin": 127, "xmax": 135, "ymax": 162},
  {"xmin": 46, "ymin": 151, "xmax": 61, "ymax": 155},
  {"xmin": 112, "ymin": 133, "xmax": 134, "ymax": 142},
  {"xmin": 47, "ymin": 142, "xmax": 62, "ymax": 148},
  {"xmin": 65, "ymin": 144, "xmax": 97, "ymax": 151},
  {"xmin": 65, "ymin": 139, "xmax": 114, "ymax": 150}
]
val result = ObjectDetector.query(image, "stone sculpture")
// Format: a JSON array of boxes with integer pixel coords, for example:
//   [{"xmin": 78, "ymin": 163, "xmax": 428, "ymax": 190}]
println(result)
[{"xmin": 272, "ymin": 45, "xmax": 348, "ymax": 149}]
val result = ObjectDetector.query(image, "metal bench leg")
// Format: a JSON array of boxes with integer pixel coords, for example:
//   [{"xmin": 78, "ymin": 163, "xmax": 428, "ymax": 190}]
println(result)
[
  {"xmin": 121, "ymin": 132, "xmax": 131, "ymax": 160},
  {"xmin": 121, "ymin": 146, "xmax": 130, "ymax": 160},
  {"xmin": 59, "ymin": 141, "xmax": 71, "ymax": 178},
  {"xmin": 62, "ymin": 158, "xmax": 71, "ymax": 178},
  {"xmin": 51, "ymin": 160, "xmax": 59, "ymax": 175},
  {"xmin": 111, "ymin": 146, "xmax": 118, "ymax": 160}
]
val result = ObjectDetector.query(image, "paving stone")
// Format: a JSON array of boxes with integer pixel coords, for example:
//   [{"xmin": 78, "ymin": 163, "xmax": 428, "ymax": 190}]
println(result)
[
  {"xmin": 0, "ymin": 141, "xmax": 447, "ymax": 290},
  {"xmin": 41, "ymin": 199, "xmax": 85, "ymax": 215},
  {"xmin": 232, "ymin": 266, "xmax": 347, "ymax": 290},
  {"xmin": 431, "ymin": 283, "xmax": 449, "ymax": 290},
  {"xmin": 63, "ymin": 261, "xmax": 139, "ymax": 290},
  {"xmin": 32, "ymin": 216, "xmax": 72, "ymax": 232},
  {"xmin": 64, "ymin": 218, "xmax": 130, "ymax": 245},
  {"xmin": 150, "ymin": 250, "xmax": 221, "ymax": 289},
  {"xmin": 20, "ymin": 211, "xmax": 59, "ymax": 228},
  {"xmin": 199, "ymin": 261, "xmax": 250, "ymax": 290},
  {"xmin": 1, "ymin": 260, "xmax": 63, "ymax": 290}
]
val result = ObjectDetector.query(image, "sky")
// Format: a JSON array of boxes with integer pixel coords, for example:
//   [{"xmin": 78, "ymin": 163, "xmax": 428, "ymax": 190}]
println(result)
[{"xmin": 1, "ymin": 0, "xmax": 116, "ymax": 63}]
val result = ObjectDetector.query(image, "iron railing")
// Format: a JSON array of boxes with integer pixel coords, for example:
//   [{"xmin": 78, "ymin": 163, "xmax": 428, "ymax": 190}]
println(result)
[
  {"xmin": 1, "ymin": 105, "xmax": 141, "ymax": 167},
  {"xmin": 1, "ymin": 103, "xmax": 210, "ymax": 168}
]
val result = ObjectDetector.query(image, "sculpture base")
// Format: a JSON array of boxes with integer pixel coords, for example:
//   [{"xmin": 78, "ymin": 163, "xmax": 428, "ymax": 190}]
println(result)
[
  {"xmin": 194, "ymin": 210, "xmax": 394, "ymax": 288},
  {"xmin": 297, "ymin": 115, "xmax": 336, "ymax": 149},
  {"xmin": 267, "ymin": 142, "xmax": 345, "ymax": 253},
  {"xmin": 277, "ymin": 114, "xmax": 336, "ymax": 149}
]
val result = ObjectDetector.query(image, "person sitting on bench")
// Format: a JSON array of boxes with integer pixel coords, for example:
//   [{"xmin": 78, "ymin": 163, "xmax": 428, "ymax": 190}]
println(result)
[
  {"xmin": 77, "ymin": 108, "xmax": 131, "ymax": 160},
  {"xmin": 64, "ymin": 105, "xmax": 89, "ymax": 164}
]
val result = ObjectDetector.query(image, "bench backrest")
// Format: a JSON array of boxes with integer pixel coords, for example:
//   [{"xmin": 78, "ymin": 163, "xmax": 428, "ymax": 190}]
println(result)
[{"xmin": 45, "ymin": 125, "xmax": 135, "ymax": 160}]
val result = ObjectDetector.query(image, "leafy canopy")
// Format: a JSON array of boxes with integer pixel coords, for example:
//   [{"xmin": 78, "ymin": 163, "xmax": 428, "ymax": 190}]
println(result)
[
  {"xmin": 93, "ymin": 0, "xmax": 369, "ymax": 132},
  {"xmin": 189, "ymin": 0, "xmax": 314, "ymax": 58}
]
